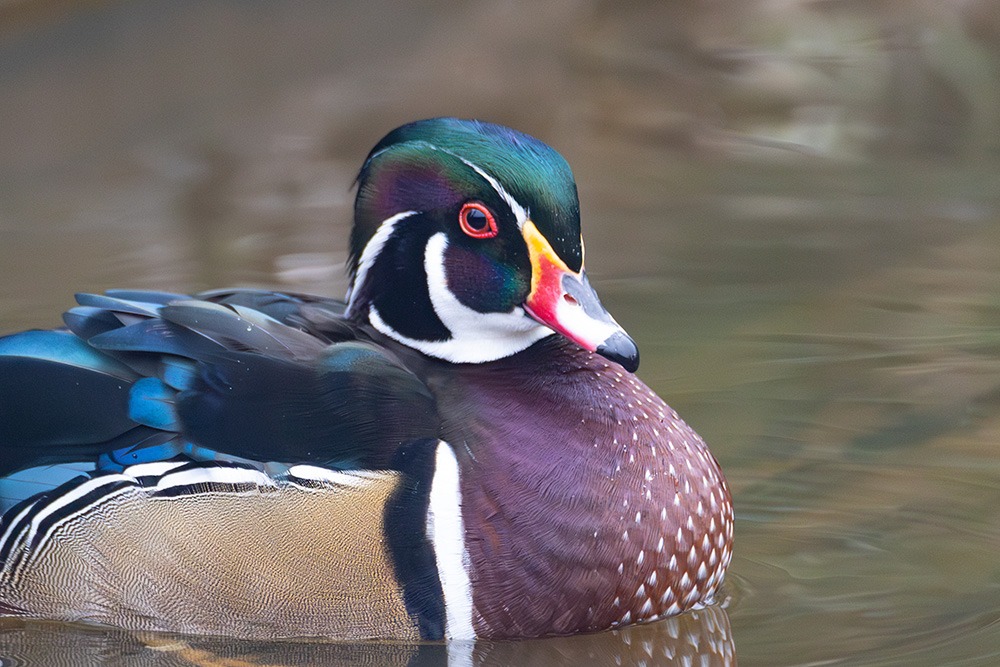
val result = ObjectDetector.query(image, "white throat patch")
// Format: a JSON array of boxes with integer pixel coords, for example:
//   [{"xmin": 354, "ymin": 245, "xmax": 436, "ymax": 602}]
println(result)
[{"xmin": 369, "ymin": 232, "xmax": 552, "ymax": 364}]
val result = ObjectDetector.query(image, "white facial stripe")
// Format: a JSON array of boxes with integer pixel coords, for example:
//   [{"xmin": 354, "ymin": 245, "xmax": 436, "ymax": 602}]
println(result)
[
  {"xmin": 364, "ymin": 140, "xmax": 528, "ymax": 227},
  {"xmin": 455, "ymin": 155, "xmax": 529, "ymax": 229},
  {"xmin": 369, "ymin": 232, "xmax": 553, "ymax": 363},
  {"xmin": 345, "ymin": 210, "xmax": 418, "ymax": 316},
  {"xmin": 413, "ymin": 143, "xmax": 530, "ymax": 227},
  {"xmin": 426, "ymin": 440, "xmax": 475, "ymax": 640}
]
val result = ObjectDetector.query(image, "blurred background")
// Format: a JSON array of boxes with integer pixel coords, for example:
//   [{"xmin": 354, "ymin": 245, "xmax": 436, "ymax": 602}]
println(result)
[{"xmin": 1, "ymin": 1, "xmax": 999, "ymax": 665}]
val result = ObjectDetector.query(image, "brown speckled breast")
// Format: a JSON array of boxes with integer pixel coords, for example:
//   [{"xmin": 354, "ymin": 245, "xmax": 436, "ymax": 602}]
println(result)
[{"xmin": 428, "ymin": 337, "xmax": 733, "ymax": 638}]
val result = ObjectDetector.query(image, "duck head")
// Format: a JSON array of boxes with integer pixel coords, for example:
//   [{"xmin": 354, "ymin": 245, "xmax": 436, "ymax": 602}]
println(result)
[{"xmin": 345, "ymin": 118, "xmax": 639, "ymax": 372}]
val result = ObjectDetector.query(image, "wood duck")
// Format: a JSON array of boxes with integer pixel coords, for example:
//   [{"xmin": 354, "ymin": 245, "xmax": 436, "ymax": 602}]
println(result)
[{"xmin": 0, "ymin": 118, "xmax": 733, "ymax": 641}]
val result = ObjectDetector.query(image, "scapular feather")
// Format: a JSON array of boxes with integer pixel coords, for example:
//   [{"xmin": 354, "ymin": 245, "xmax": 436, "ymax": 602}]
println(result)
[
  {"xmin": 0, "ymin": 330, "xmax": 134, "ymax": 378},
  {"xmin": 159, "ymin": 301, "xmax": 326, "ymax": 360},
  {"xmin": 104, "ymin": 289, "xmax": 189, "ymax": 304},
  {"xmin": 74, "ymin": 293, "xmax": 164, "ymax": 318},
  {"xmin": 89, "ymin": 319, "xmax": 227, "ymax": 360},
  {"xmin": 0, "ymin": 289, "xmax": 442, "ymax": 476},
  {"xmin": 63, "ymin": 306, "xmax": 126, "ymax": 341}
]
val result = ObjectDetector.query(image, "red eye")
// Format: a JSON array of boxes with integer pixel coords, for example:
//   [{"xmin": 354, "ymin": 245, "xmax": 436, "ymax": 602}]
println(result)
[{"xmin": 459, "ymin": 202, "xmax": 498, "ymax": 239}]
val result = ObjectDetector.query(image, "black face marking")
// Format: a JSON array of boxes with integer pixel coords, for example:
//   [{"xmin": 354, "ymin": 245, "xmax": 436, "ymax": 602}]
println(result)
[{"xmin": 367, "ymin": 216, "xmax": 451, "ymax": 342}]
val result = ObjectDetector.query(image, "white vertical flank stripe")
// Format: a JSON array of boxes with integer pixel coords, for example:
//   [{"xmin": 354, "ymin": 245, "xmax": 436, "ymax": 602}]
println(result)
[{"xmin": 426, "ymin": 440, "xmax": 476, "ymax": 640}]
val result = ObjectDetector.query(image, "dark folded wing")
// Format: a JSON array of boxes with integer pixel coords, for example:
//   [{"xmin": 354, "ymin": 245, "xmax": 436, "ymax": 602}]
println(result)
[{"xmin": 0, "ymin": 290, "xmax": 440, "ymax": 508}]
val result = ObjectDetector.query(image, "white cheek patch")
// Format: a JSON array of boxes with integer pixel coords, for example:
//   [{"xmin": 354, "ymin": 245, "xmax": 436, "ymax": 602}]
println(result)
[{"xmin": 369, "ymin": 233, "xmax": 552, "ymax": 364}]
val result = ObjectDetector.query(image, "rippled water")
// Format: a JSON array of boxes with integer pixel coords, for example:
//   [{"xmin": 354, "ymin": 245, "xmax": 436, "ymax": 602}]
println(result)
[{"xmin": 2, "ymin": 2, "xmax": 999, "ymax": 665}]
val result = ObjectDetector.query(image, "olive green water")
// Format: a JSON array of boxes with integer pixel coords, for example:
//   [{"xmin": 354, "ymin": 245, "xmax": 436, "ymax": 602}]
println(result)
[{"xmin": 1, "ymin": 2, "xmax": 999, "ymax": 665}]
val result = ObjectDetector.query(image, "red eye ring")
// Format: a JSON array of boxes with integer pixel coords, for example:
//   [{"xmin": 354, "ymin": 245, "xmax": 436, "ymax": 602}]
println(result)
[{"xmin": 458, "ymin": 202, "xmax": 498, "ymax": 239}]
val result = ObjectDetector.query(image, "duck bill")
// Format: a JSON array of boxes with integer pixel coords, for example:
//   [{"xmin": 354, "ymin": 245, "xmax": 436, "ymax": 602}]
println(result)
[{"xmin": 522, "ymin": 221, "xmax": 639, "ymax": 372}]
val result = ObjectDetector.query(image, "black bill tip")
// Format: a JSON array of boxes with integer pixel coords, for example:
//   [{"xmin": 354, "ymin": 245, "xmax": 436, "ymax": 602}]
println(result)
[{"xmin": 596, "ymin": 331, "xmax": 639, "ymax": 372}]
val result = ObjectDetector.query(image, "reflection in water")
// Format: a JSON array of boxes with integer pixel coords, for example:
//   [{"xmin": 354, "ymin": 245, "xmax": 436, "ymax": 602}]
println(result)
[{"xmin": 0, "ymin": 606, "xmax": 735, "ymax": 666}]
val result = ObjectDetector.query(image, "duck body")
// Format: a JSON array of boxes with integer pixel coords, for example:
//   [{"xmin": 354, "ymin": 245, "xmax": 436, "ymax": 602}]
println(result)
[
  {"xmin": 422, "ymin": 338, "xmax": 731, "ymax": 638},
  {"xmin": 0, "ymin": 119, "xmax": 732, "ymax": 640}
]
